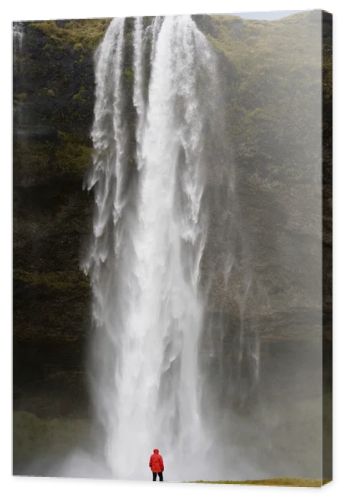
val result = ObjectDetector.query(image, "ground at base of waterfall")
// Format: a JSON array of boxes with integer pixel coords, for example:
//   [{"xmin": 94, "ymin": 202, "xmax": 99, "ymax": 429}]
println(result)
[{"xmin": 191, "ymin": 477, "xmax": 328, "ymax": 487}]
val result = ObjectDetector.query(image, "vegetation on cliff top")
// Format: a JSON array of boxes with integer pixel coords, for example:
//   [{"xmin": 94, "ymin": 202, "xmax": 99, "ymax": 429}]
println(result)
[{"xmin": 30, "ymin": 19, "xmax": 110, "ymax": 51}]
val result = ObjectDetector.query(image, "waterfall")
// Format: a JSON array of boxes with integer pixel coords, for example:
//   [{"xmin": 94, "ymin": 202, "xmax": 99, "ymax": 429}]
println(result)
[
  {"xmin": 83, "ymin": 16, "xmax": 218, "ymax": 480},
  {"xmin": 13, "ymin": 22, "xmax": 24, "ymax": 53}
]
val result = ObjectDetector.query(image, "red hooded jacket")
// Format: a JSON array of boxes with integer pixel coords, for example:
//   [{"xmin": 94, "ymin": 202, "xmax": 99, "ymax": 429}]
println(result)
[{"xmin": 149, "ymin": 449, "xmax": 164, "ymax": 472}]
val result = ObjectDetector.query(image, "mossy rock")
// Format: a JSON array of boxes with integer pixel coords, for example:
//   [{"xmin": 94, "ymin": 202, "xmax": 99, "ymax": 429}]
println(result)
[{"xmin": 29, "ymin": 19, "xmax": 111, "ymax": 51}]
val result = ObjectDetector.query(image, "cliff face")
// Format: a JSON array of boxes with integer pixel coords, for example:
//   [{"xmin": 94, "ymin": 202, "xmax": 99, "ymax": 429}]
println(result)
[
  {"xmin": 13, "ymin": 19, "xmax": 110, "ymax": 418},
  {"xmin": 197, "ymin": 12, "xmax": 325, "ymax": 319},
  {"xmin": 13, "ymin": 12, "xmax": 331, "ymax": 455}
]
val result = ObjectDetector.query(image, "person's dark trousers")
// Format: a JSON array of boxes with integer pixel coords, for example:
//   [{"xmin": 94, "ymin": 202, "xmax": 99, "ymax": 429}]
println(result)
[{"xmin": 152, "ymin": 472, "xmax": 163, "ymax": 481}]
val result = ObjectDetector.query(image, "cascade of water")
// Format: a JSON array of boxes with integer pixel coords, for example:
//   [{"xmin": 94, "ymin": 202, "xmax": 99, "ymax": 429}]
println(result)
[
  {"xmin": 13, "ymin": 22, "xmax": 25, "ymax": 123},
  {"xmin": 13, "ymin": 22, "xmax": 24, "ymax": 53},
  {"xmin": 133, "ymin": 17, "xmax": 146, "ymax": 169},
  {"xmin": 83, "ymin": 17, "xmax": 128, "ymax": 443},
  {"xmin": 85, "ymin": 17, "xmax": 222, "ymax": 479},
  {"xmin": 84, "ymin": 15, "xmax": 218, "ymax": 480}
]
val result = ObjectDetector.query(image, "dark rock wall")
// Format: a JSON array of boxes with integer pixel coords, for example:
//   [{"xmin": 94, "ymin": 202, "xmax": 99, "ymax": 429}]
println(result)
[{"xmin": 13, "ymin": 20, "xmax": 110, "ymax": 418}]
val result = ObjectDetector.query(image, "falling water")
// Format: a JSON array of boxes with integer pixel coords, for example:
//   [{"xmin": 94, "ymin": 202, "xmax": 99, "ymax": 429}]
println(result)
[
  {"xmin": 13, "ymin": 22, "xmax": 25, "ymax": 53},
  {"xmin": 83, "ymin": 16, "xmax": 219, "ymax": 480}
]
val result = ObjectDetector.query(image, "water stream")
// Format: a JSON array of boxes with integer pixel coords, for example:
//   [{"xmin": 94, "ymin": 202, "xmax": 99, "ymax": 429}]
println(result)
[{"xmin": 83, "ymin": 16, "xmax": 220, "ymax": 480}]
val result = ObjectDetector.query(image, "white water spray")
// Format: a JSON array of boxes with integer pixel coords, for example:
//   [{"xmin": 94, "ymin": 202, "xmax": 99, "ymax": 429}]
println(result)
[{"xmin": 84, "ymin": 16, "xmax": 218, "ymax": 480}]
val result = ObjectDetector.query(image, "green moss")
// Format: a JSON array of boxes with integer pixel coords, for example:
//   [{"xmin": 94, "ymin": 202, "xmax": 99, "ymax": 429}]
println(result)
[
  {"xmin": 72, "ymin": 85, "xmax": 87, "ymax": 102},
  {"xmin": 30, "ymin": 19, "xmax": 111, "ymax": 51},
  {"xmin": 208, "ymin": 11, "xmax": 320, "ymax": 72},
  {"xmin": 124, "ymin": 67, "xmax": 134, "ymax": 84},
  {"xmin": 73, "ymin": 42, "xmax": 83, "ymax": 51},
  {"xmin": 13, "ymin": 133, "xmax": 92, "ymax": 181},
  {"xmin": 204, "ymin": 11, "xmax": 324, "ymax": 182},
  {"xmin": 56, "ymin": 134, "xmax": 92, "ymax": 175}
]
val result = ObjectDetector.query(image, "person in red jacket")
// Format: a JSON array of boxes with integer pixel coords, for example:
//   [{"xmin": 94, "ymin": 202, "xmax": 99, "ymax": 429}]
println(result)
[{"xmin": 149, "ymin": 448, "xmax": 164, "ymax": 481}]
